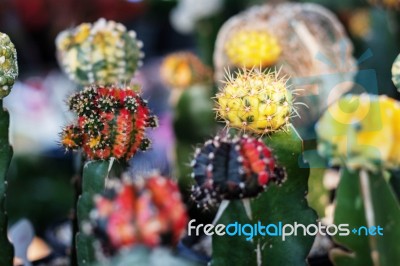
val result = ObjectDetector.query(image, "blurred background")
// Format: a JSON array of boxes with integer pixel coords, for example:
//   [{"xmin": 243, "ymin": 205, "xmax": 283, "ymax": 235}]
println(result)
[{"xmin": 1, "ymin": 0, "xmax": 400, "ymax": 264}]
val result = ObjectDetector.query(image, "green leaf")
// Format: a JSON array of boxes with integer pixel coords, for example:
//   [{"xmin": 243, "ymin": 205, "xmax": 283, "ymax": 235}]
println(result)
[
  {"xmin": 76, "ymin": 160, "xmax": 112, "ymax": 265},
  {"xmin": 0, "ymin": 101, "xmax": 14, "ymax": 265},
  {"xmin": 331, "ymin": 168, "xmax": 400, "ymax": 266},
  {"xmin": 212, "ymin": 125, "xmax": 317, "ymax": 266}
]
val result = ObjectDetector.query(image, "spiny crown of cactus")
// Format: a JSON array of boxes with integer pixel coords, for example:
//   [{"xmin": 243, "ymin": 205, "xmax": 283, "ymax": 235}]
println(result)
[
  {"xmin": 61, "ymin": 85, "xmax": 158, "ymax": 160},
  {"xmin": 190, "ymin": 135, "xmax": 286, "ymax": 208},
  {"xmin": 215, "ymin": 68, "xmax": 293, "ymax": 135},
  {"xmin": 56, "ymin": 18, "xmax": 143, "ymax": 85},
  {"xmin": 91, "ymin": 174, "xmax": 188, "ymax": 250},
  {"xmin": 224, "ymin": 29, "xmax": 281, "ymax": 68},
  {"xmin": 160, "ymin": 52, "xmax": 212, "ymax": 89},
  {"xmin": 0, "ymin": 32, "xmax": 18, "ymax": 99},
  {"xmin": 316, "ymin": 94, "xmax": 400, "ymax": 171}
]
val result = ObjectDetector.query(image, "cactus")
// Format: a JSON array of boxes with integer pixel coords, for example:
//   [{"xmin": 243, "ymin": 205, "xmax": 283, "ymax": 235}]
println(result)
[
  {"xmin": 91, "ymin": 174, "xmax": 188, "ymax": 253},
  {"xmin": 190, "ymin": 126, "xmax": 317, "ymax": 265},
  {"xmin": 392, "ymin": 53, "xmax": 400, "ymax": 91},
  {"xmin": 190, "ymin": 135, "xmax": 286, "ymax": 208},
  {"xmin": 0, "ymin": 32, "xmax": 17, "ymax": 265},
  {"xmin": 61, "ymin": 85, "xmax": 158, "ymax": 160},
  {"xmin": 224, "ymin": 30, "xmax": 281, "ymax": 68},
  {"xmin": 316, "ymin": 94, "xmax": 400, "ymax": 266},
  {"xmin": 56, "ymin": 18, "xmax": 143, "ymax": 86},
  {"xmin": 76, "ymin": 160, "xmax": 113, "ymax": 265},
  {"xmin": 160, "ymin": 52, "xmax": 212, "ymax": 90},
  {"xmin": 0, "ymin": 33, "xmax": 18, "ymax": 99},
  {"xmin": 215, "ymin": 68, "xmax": 293, "ymax": 134},
  {"xmin": 316, "ymin": 94, "xmax": 400, "ymax": 172}
]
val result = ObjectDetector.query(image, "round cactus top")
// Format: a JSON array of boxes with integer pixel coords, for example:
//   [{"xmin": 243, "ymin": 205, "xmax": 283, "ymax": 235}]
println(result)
[
  {"xmin": 92, "ymin": 174, "xmax": 188, "ymax": 250},
  {"xmin": 224, "ymin": 30, "xmax": 281, "ymax": 68},
  {"xmin": 0, "ymin": 32, "xmax": 18, "ymax": 99},
  {"xmin": 61, "ymin": 85, "xmax": 158, "ymax": 161},
  {"xmin": 160, "ymin": 52, "xmax": 212, "ymax": 89},
  {"xmin": 316, "ymin": 94, "xmax": 400, "ymax": 171},
  {"xmin": 215, "ymin": 68, "xmax": 293, "ymax": 135},
  {"xmin": 56, "ymin": 18, "xmax": 144, "ymax": 86}
]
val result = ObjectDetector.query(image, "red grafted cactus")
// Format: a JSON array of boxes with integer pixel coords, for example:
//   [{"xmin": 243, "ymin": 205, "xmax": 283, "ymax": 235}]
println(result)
[
  {"xmin": 190, "ymin": 135, "xmax": 286, "ymax": 208},
  {"xmin": 92, "ymin": 175, "xmax": 188, "ymax": 250},
  {"xmin": 61, "ymin": 85, "xmax": 157, "ymax": 160}
]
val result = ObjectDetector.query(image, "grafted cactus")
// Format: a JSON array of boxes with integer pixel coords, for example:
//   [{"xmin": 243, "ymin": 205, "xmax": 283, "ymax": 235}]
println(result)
[
  {"xmin": 160, "ymin": 52, "xmax": 212, "ymax": 90},
  {"xmin": 316, "ymin": 94, "xmax": 400, "ymax": 266},
  {"xmin": 190, "ymin": 135, "xmax": 285, "ymax": 208},
  {"xmin": 0, "ymin": 32, "xmax": 17, "ymax": 266},
  {"xmin": 56, "ymin": 18, "xmax": 143, "ymax": 86},
  {"xmin": 215, "ymin": 68, "xmax": 293, "ymax": 134},
  {"xmin": 61, "ymin": 85, "xmax": 158, "ymax": 160},
  {"xmin": 0, "ymin": 33, "xmax": 18, "ymax": 99},
  {"xmin": 91, "ymin": 174, "xmax": 188, "ymax": 253}
]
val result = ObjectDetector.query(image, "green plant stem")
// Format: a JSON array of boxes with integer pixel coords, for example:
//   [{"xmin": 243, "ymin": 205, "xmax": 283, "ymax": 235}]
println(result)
[
  {"xmin": 0, "ymin": 100, "xmax": 14, "ymax": 265},
  {"xmin": 76, "ymin": 159, "xmax": 113, "ymax": 265},
  {"xmin": 359, "ymin": 170, "xmax": 380, "ymax": 266}
]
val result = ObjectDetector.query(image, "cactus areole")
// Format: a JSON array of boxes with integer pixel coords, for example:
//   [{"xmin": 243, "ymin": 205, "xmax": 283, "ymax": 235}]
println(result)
[
  {"xmin": 190, "ymin": 135, "xmax": 286, "ymax": 208},
  {"xmin": 0, "ymin": 32, "xmax": 18, "ymax": 99},
  {"xmin": 61, "ymin": 85, "xmax": 158, "ymax": 161}
]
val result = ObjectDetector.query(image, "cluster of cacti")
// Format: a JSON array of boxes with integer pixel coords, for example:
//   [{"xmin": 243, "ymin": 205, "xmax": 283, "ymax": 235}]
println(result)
[
  {"xmin": 56, "ymin": 18, "xmax": 143, "ymax": 86},
  {"xmin": 0, "ymin": 32, "xmax": 16, "ymax": 266},
  {"xmin": 316, "ymin": 94, "xmax": 400, "ymax": 171},
  {"xmin": 215, "ymin": 68, "xmax": 293, "ymax": 134},
  {"xmin": 0, "ymin": 33, "xmax": 18, "ymax": 99},
  {"xmin": 61, "ymin": 85, "xmax": 158, "ymax": 160},
  {"xmin": 224, "ymin": 30, "xmax": 281, "ymax": 68},
  {"xmin": 92, "ymin": 174, "xmax": 188, "ymax": 251},
  {"xmin": 190, "ymin": 135, "xmax": 286, "ymax": 208},
  {"xmin": 160, "ymin": 52, "xmax": 212, "ymax": 89}
]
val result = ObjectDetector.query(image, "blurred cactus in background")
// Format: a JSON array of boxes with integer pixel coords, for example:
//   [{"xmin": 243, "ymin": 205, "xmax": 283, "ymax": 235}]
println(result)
[
  {"xmin": 56, "ymin": 18, "xmax": 144, "ymax": 86},
  {"xmin": 61, "ymin": 85, "xmax": 158, "ymax": 160},
  {"xmin": 391, "ymin": 53, "xmax": 400, "ymax": 91},
  {"xmin": 224, "ymin": 30, "xmax": 281, "ymax": 68},
  {"xmin": 190, "ymin": 135, "xmax": 285, "ymax": 208},
  {"xmin": 317, "ymin": 94, "xmax": 400, "ymax": 171},
  {"xmin": 0, "ymin": 32, "xmax": 17, "ymax": 266},
  {"xmin": 316, "ymin": 93, "xmax": 400, "ymax": 266},
  {"xmin": 92, "ymin": 174, "xmax": 188, "ymax": 252},
  {"xmin": 215, "ymin": 68, "xmax": 293, "ymax": 134},
  {"xmin": 160, "ymin": 52, "xmax": 212, "ymax": 90}
]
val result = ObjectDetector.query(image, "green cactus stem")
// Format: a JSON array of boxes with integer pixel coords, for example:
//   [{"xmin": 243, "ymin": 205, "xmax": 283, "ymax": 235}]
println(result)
[{"xmin": 76, "ymin": 160, "xmax": 113, "ymax": 265}]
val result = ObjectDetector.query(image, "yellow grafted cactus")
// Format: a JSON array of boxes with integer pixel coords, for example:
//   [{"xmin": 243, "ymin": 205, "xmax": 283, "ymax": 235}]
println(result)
[
  {"xmin": 224, "ymin": 30, "xmax": 281, "ymax": 68},
  {"xmin": 160, "ymin": 52, "xmax": 212, "ymax": 89},
  {"xmin": 215, "ymin": 68, "xmax": 292, "ymax": 134},
  {"xmin": 0, "ymin": 32, "xmax": 18, "ymax": 99},
  {"xmin": 316, "ymin": 94, "xmax": 400, "ymax": 171},
  {"xmin": 56, "ymin": 18, "xmax": 143, "ymax": 86}
]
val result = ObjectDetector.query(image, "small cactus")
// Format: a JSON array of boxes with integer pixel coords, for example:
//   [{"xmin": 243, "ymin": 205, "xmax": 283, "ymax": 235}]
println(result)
[
  {"xmin": 160, "ymin": 52, "xmax": 212, "ymax": 89},
  {"xmin": 92, "ymin": 174, "xmax": 188, "ymax": 252},
  {"xmin": 316, "ymin": 94, "xmax": 400, "ymax": 171},
  {"xmin": 190, "ymin": 135, "xmax": 286, "ymax": 208},
  {"xmin": 0, "ymin": 32, "xmax": 18, "ymax": 99},
  {"xmin": 215, "ymin": 68, "xmax": 293, "ymax": 134},
  {"xmin": 224, "ymin": 30, "xmax": 281, "ymax": 68},
  {"xmin": 56, "ymin": 18, "xmax": 144, "ymax": 85},
  {"xmin": 392, "ymin": 53, "xmax": 400, "ymax": 91},
  {"xmin": 61, "ymin": 85, "xmax": 158, "ymax": 160}
]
